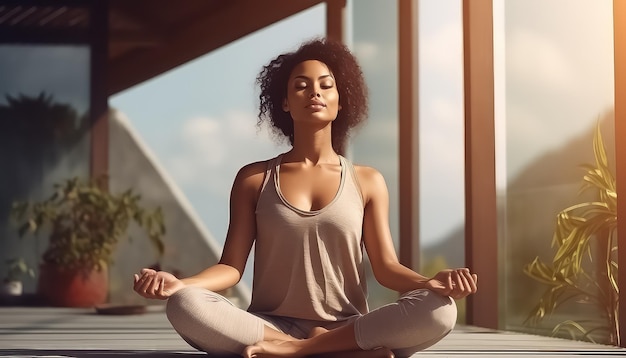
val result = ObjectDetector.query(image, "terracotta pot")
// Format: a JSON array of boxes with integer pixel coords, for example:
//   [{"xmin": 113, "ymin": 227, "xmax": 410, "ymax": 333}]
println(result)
[{"xmin": 38, "ymin": 263, "xmax": 108, "ymax": 307}]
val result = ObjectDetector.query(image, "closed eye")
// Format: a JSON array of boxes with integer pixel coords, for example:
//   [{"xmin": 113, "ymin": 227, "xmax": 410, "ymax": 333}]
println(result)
[{"xmin": 320, "ymin": 80, "xmax": 335, "ymax": 89}]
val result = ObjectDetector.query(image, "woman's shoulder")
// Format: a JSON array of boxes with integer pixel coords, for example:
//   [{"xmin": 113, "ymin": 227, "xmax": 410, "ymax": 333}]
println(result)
[
  {"xmin": 351, "ymin": 162, "xmax": 385, "ymax": 183},
  {"xmin": 350, "ymin": 162, "xmax": 388, "ymax": 202},
  {"xmin": 233, "ymin": 156, "xmax": 279, "ymax": 189},
  {"xmin": 237, "ymin": 159, "xmax": 270, "ymax": 176}
]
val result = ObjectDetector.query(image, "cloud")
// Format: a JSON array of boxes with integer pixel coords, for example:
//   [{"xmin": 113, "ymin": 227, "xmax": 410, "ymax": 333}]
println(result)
[
  {"xmin": 181, "ymin": 116, "xmax": 225, "ymax": 166},
  {"xmin": 507, "ymin": 29, "xmax": 577, "ymax": 94},
  {"xmin": 354, "ymin": 41, "xmax": 378, "ymax": 61},
  {"xmin": 353, "ymin": 40, "xmax": 397, "ymax": 74},
  {"xmin": 163, "ymin": 111, "xmax": 285, "ymax": 197}
]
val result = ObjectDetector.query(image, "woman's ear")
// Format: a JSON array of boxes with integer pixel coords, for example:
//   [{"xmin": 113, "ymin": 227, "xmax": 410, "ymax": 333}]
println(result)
[{"xmin": 282, "ymin": 98, "xmax": 289, "ymax": 112}]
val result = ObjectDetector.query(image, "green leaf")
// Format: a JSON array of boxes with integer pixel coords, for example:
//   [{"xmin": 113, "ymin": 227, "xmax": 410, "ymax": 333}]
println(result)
[{"xmin": 525, "ymin": 120, "xmax": 618, "ymax": 345}]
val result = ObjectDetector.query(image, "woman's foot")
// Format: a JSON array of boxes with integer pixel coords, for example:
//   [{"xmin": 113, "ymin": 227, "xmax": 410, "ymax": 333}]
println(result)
[
  {"xmin": 242, "ymin": 339, "xmax": 305, "ymax": 357},
  {"xmin": 308, "ymin": 326, "xmax": 328, "ymax": 338},
  {"xmin": 244, "ymin": 325, "xmax": 394, "ymax": 358},
  {"xmin": 307, "ymin": 327, "xmax": 395, "ymax": 358}
]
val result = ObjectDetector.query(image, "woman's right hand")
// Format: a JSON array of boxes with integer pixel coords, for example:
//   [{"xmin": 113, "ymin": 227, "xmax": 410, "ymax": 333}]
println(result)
[{"xmin": 133, "ymin": 268, "xmax": 185, "ymax": 300}]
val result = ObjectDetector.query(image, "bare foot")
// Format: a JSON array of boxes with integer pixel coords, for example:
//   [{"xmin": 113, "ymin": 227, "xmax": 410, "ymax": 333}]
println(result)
[
  {"xmin": 305, "ymin": 327, "xmax": 394, "ymax": 358},
  {"xmin": 308, "ymin": 326, "xmax": 328, "ymax": 338},
  {"xmin": 242, "ymin": 340, "xmax": 304, "ymax": 358}
]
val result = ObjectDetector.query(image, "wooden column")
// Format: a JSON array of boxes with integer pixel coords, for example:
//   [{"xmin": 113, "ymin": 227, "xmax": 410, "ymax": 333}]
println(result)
[
  {"xmin": 326, "ymin": 0, "xmax": 346, "ymax": 42},
  {"xmin": 614, "ymin": 0, "xmax": 626, "ymax": 348},
  {"xmin": 398, "ymin": 0, "xmax": 420, "ymax": 270},
  {"xmin": 89, "ymin": 0, "xmax": 109, "ymax": 181},
  {"xmin": 463, "ymin": 0, "xmax": 499, "ymax": 328}
]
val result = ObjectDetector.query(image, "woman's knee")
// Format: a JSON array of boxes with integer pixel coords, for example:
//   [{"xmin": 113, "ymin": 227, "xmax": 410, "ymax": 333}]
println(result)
[
  {"xmin": 402, "ymin": 289, "xmax": 457, "ymax": 339},
  {"xmin": 166, "ymin": 286, "xmax": 221, "ymax": 329},
  {"xmin": 430, "ymin": 294, "xmax": 457, "ymax": 336},
  {"xmin": 355, "ymin": 289, "xmax": 457, "ymax": 352}
]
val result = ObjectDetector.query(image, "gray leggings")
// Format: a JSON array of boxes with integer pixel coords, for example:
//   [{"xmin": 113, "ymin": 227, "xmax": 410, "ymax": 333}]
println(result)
[{"xmin": 166, "ymin": 287, "xmax": 457, "ymax": 357}]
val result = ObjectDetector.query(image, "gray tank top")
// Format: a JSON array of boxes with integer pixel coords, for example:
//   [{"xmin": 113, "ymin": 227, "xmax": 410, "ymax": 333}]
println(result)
[{"xmin": 248, "ymin": 154, "xmax": 369, "ymax": 321}]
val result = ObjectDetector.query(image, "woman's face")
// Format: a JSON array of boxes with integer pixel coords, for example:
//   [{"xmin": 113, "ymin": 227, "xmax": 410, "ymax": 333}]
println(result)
[{"xmin": 283, "ymin": 60, "xmax": 341, "ymax": 125}]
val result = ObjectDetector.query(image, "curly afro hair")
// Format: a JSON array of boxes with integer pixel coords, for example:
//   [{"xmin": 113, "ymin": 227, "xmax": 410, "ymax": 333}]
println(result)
[{"xmin": 256, "ymin": 38, "xmax": 368, "ymax": 155}]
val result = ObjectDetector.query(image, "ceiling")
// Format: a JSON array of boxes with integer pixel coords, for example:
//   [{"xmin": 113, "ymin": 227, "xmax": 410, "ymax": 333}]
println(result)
[{"xmin": 0, "ymin": 0, "xmax": 333, "ymax": 95}]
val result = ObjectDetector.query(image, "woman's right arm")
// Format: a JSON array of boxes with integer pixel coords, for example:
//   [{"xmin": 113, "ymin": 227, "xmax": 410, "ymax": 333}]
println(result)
[{"xmin": 133, "ymin": 161, "xmax": 267, "ymax": 300}]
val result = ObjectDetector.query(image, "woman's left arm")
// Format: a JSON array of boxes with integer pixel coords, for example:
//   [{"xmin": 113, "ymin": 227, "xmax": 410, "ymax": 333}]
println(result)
[{"xmin": 357, "ymin": 166, "xmax": 478, "ymax": 299}]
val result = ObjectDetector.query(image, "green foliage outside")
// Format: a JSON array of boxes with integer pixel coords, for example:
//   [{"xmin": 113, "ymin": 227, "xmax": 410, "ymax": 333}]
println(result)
[{"xmin": 524, "ymin": 124, "xmax": 618, "ymax": 345}]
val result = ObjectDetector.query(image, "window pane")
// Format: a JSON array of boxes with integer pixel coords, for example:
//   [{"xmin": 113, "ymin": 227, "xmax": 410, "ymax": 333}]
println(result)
[
  {"xmin": 417, "ymin": 0, "xmax": 465, "ymax": 322},
  {"xmin": 351, "ymin": 0, "xmax": 400, "ymax": 308},
  {"xmin": 0, "ymin": 44, "xmax": 91, "ymax": 292},
  {"xmin": 495, "ymin": 0, "xmax": 616, "ymax": 344}
]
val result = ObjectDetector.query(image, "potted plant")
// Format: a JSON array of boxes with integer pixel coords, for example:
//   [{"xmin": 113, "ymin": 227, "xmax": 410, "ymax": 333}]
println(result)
[
  {"xmin": 1, "ymin": 257, "xmax": 34, "ymax": 297},
  {"xmin": 11, "ymin": 176, "xmax": 165, "ymax": 307}
]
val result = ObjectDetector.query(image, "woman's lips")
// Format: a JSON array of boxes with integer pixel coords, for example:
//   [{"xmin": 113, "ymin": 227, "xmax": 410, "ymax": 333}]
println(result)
[{"xmin": 306, "ymin": 100, "xmax": 326, "ymax": 110}]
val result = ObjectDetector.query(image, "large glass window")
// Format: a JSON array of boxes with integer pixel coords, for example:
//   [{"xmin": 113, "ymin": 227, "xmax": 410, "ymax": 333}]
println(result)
[
  {"xmin": 495, "ymin": 0, "xmax": 616, "ymax": 344},
  {"xmin": 350, "ymin": 0, "xmax": 400, "ymax": 308},
  {"xmin": 0, "ymin": 44, "xmax": 91, "ymax": 292},
  {"xmin": 416, "ymin": 0, "xmax": 465, "ymax": 318}
]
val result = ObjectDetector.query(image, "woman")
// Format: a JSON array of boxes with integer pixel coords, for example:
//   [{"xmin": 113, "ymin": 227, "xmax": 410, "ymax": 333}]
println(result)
[{"xmin": 133, "ymin": 38, "xmax": 478, "ymax": 358}]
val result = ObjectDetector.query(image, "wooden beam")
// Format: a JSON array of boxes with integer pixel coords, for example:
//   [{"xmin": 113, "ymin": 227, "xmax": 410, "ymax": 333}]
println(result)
[
  {"xmin": 0, "ymin": 0, "xmax": 88, "ymax": 6},
  {"xmin": 108, "ymin": 0, "xmax": 325, "ymax": 95},
  {"xmin": 325, "ymin": 0, "xmax": 346, "ymax": 42},
  {"xmin": 90, "ymin": 0, "xmax": 109, "ymax": 181},
  {"xmin": 398, "ymin": 0, "xmax": 420, "ymax": 270},
  {"xmin": 614, "ymin": 0, "xmax": 626, "ymax": 348},
  {"xmin": 109, "ymin": 29, "xmax": 162, "ymax": 47},
  {"xmin": 109, "ymin": 1, "xmax": 168, "ymax": 45},
  {"xmin": 462, "ymin": 0, "xmax": 498, "ymax": 328}
]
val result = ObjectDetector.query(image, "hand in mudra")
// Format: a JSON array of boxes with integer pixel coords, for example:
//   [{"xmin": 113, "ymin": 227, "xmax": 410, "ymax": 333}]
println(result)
[
  {"xmin": 425, "ymin": 268, "xmax": 478, "ymax": 299},
  {"xmin": 133, "ymin": 268, "xmax": 185, "ymax": 300}
]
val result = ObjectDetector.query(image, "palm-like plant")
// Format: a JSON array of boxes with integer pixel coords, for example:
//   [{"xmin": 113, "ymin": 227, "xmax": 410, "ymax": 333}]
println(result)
[
  {"xmin": 0, "ymin": 92, "xmax": 83, "ymax": 141},
  {"xmin": 524, "ymin": 123, "xmax": 618, "ymax": 345}
]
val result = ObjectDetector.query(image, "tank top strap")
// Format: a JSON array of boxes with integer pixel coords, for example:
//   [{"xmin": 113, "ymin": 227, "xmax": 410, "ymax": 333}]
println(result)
[
  {"xmin": 259, "ymin": 155, "xmax": 280, "ymax": 193},
  {"xmin": 340, "ymin": 155, "xmax": 365, "ymax": 206}
]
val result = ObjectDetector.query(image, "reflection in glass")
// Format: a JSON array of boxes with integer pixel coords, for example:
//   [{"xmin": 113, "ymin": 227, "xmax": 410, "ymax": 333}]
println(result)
[{"xmin": 0, "ymin": 45, "xmax": 91, "ymax": 293}]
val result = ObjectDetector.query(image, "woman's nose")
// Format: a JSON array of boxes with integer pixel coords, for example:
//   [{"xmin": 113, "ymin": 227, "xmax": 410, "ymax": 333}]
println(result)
[{"xmin": 310, "ymin": 91, "xmax": 321, "ymax": 98}]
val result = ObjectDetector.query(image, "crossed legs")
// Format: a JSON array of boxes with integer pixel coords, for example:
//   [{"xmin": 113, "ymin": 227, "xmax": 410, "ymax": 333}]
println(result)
[
  {"xmin": 244, "ymin": 289, "xmax": 457, "ymax": 358},
  {"xmin": 166, "ymin": 287, "xmax": 456, "ymax": 357}
]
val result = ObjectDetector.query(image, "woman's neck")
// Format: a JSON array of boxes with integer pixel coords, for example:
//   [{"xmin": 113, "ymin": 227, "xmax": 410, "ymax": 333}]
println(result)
[{"xmin": 286, "ymin": 125, "xmax": 338, "ymax": 166}]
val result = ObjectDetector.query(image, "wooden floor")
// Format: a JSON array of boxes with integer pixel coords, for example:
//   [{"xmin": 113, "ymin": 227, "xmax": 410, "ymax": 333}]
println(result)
[{"xmin": 1, "ymin": 307, "xmax": 626, "ymax": 357}]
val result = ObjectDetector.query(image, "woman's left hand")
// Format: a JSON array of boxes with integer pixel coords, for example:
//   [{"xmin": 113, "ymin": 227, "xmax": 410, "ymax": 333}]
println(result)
[{"xmin": 425, "ymin": 268, "xmax": 478, "ymax": 299}]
